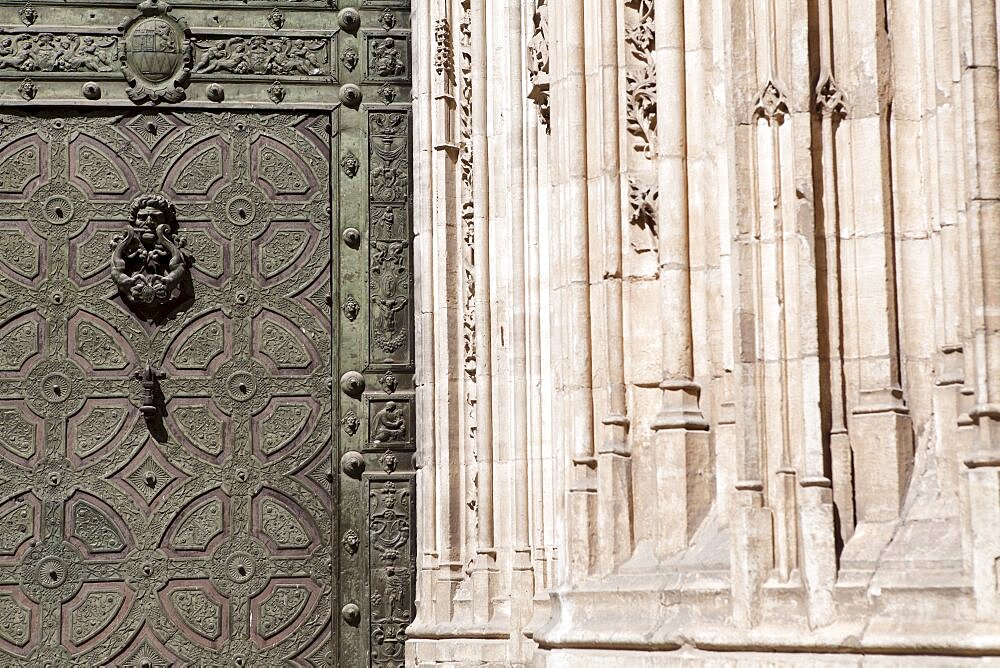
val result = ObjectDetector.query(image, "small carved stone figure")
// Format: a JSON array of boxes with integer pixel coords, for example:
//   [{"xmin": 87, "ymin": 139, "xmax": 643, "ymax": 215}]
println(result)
[
  {"xmin": 110, "ymin": 194, "xmax": 192, "ymax": 309},
  {"xmin": 372, "ymin": 401, "xmax": 406, "ymax": 442},
  {"xmin": 371, "ymin": 37, "xmax": 404, "ymax": 77}
]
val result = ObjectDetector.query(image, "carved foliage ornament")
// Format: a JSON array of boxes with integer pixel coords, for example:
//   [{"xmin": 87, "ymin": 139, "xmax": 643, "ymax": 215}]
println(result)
[
  {"xmin": 526, "ymin": 0, "xmax": 550, "ymax": 130},
  {"xmin": 625, "ymin": 0, "xmax": 655, "ymax": 154},
  {"xmin": 110, "ymin": 193, "xmax": 192, "ymax": 310},
  {"xmin": 193, "ymin": 37, "xmax": 326, "ymax": 76},
  {"xmin": 433, "ymin": 18, "xmax": 453, "ymax": 82},
  {"xmin": 118, "ymin": 0, "xmax": 193, "ymax": 104}
]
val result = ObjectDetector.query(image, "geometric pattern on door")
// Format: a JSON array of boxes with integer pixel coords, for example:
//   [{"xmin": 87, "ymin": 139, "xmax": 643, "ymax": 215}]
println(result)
[{"xmin": 0, "ymin": 110, "xmax": 335, "ymax": 666}]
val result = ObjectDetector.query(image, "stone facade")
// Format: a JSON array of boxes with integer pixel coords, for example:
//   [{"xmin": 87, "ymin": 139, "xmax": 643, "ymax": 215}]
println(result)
[{"xmin": 408, "ymin": 0, "xmax": 1000, "ymax": 665}]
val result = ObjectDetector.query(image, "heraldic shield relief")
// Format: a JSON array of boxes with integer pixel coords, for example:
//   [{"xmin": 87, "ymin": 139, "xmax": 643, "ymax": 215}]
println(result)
[{"xmin": 0, "ymin": 0, "xmax": 413, "ymax": 666}]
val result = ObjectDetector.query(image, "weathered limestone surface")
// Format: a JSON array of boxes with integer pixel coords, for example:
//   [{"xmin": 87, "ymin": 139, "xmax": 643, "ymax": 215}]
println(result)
[{"xmin": 408, "ymin": 0, "xmax": 1000, "ymax": 664}]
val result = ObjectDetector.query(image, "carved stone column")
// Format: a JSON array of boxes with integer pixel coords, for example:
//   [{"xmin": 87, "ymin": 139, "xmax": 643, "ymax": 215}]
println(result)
[{"xmin": 649, "ymin": 0, "xmax": 712, "ymax": 560}]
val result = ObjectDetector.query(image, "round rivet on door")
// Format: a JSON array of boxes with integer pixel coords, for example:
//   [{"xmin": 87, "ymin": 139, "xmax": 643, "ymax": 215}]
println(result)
[
  {"xmin": 342, "ymin": 227, "xmax": 361, "ymax": 248},
  {"xmin": 340, "ymin": 451, "xmax": 365, "ymax": 478},
  {"xmin": 342, "ymin": 602, "xmax": 361, "ymax": 626},
  {"xmin": 206, "ymin": 83, "xmax": 225, "ymax": 102},
  {"xmin": 340, "ymin": 370, "xmax": 365, "ymax": 396},
  {"xmin": 338, "ymin": 7, "xmax": 361, "ymax": 31},
  {"xmin": 81, "ymin": 82, "xmax": 101, "ymax": 100},
  {"xmin": 339, "ymin": 84, "xmax": 363, "ymax": 108}
]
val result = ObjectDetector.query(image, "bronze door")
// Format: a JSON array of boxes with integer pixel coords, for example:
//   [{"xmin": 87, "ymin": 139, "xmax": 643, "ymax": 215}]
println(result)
[{"xmin": 0, "ymin": 1, "xmax": 414, "ymax": 666}]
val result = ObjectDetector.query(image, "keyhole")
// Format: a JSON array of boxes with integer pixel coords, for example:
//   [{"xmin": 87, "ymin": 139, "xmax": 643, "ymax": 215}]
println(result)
[
  {"xmin": 238, "ymin": 208, "xmax": 247, "ymax": 220},
  {"xmin": 140, "ymin": 660, "xmax": 153, "ymax": 668},
  {"xmin": 54, "ymin": 206, "xmax": 64, "ymax": 219},
  {"xmin": 51, "ymin": 384, "xmax": 61, "ymax": 396},
  {"xmin": 237, "ymin": 565, "xmax": 247, "ymax": 578},
  {"xmin": 47, "ymin": 568, "xmax": 59, "ymax": 582},
  {"xmin": 238, "ymin": 382, "xmax": 248, "ymax": 394},
  {"xmin": 145, "ymin": 121, "xmax": 157, "ymax": 134},
  {"xmin": 144, "ymin": 472, "xmax": 157, "ymax": 488}
]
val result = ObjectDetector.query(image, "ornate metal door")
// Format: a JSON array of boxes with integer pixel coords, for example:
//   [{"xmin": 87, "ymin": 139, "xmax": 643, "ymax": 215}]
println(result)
[{"xmin": 0, "ymin": 0, "xmax": 412, "ymax": 666}]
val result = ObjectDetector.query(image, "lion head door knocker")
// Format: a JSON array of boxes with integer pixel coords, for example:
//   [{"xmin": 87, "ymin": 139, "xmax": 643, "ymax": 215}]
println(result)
[
  {"xmin": 110, "ymin": 193, "xmax": 193, "ymax": 314},
  {"xmin": 118, "ymin": 0, "xmax": 192, "ymax": 103}
]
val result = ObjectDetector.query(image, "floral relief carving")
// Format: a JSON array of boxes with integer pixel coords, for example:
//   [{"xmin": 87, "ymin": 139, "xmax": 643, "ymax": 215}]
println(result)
[
  {"xmin": 70, "ymin": 591, "xmax": 123, "ymax": 645},
  {"xmin": 172, "ymin": 405, "xmax": 224, "ymax": 457},
  {"xmin": 258, "ymin": 586, "xmax": 308, "ymax": 639},
  {"xmin": 260, "ymin": 320, "xmax": 309, "ymax": 368},
  {"xmin": 371, "ymin": 114, "xmax": 408, "ymax": 202},
  {"xmin": 76, "ymin": 322, "xmax": 128, "ymax": 370},
  {"xmin": 434, "ymin": 18, "xmax": 453, "ymax": 83},
  {"xmin": 72, "ymin": 503, "xmax": 125, "ymax": 553},
  {"xmin": 628, "ymin": 178, "xmax": 658, "ymax": 241},
  {"xmin": 0, "ymin": 321, "xmax": 38, "ymax": 371},
  {"xmin": 260, "ymin": 498, "xmax": 309, "ymax": 548},
  {"xmin": 260, "ymin": 404, "xmax": 309, "ymax": 456},
  {"xmin": 174, "ymin": 147, "xmax": 222, "ymax": 194},
  {"xmin": 258, "ymin": 146, "xmax": 307, "ymax": 193},
  {"xmin": 0, "ymin": 230, "xmax": 38, "ymax": 279},
  {"xmin": 625, "ymin": 0, "xmax": 656, "ymax": 155},
  {"xmin": 73, "ymin": 406, "xmax": 125, "ymax": 458},
  {"xmin": 0, "ymin": 145, "xmax": 40, "ymax": 194},
  {"xmin": 0, "ymin": 502, "xmax": 33, "ymax": 556},
  {"xmin": 0, "ymin": 34, "xmax": 116, "ymax": 72},
  {"xmin": 193, "ymin": 36, "xmax": 327, "ymax": 76},
  {"xmin": 169, "ymin": 588, "xmax": 221, "ymax": 640},
  {"xmin": 170, "ymin": 498, "xmax": 223, "ymax": 550},
  {"xmin": 260, "ymin": 230, "xmax": 307, "ymax": 277},
  {"xmin": 369, "ymin": 112, "xmax": 411, "ymax": 362},
  {"xmin": 76, "ymin": 146, "xmax": 128, "ymax": 195},
  {"xmin": 0, "ymin": 594, "xmax": 29, "ymax": 647},
  {"xmin": 458, "ymin": 0, "xmax": 478, "ymax": 451},
  {"xmin": 0, "ymin": 408, "xmax": 35, "ymax": 460}
]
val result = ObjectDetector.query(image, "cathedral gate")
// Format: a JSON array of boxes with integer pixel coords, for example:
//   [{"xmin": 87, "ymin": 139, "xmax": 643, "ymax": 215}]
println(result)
[{"xmin": 0, "ymin": 0, "xmax": 413, "ymax": 664}]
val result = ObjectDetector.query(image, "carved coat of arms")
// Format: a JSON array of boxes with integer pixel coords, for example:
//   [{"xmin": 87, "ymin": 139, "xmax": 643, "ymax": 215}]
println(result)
[{"xmin": 119, "ymin": 0, "xmax": 192, "ymax": 103}]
